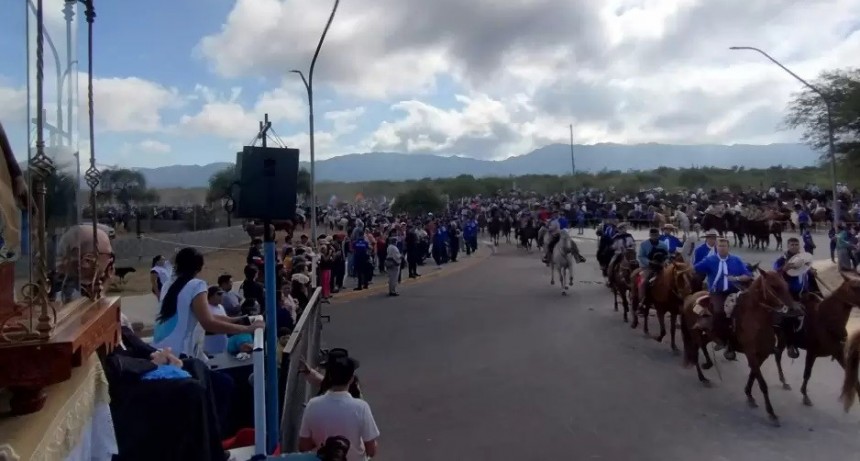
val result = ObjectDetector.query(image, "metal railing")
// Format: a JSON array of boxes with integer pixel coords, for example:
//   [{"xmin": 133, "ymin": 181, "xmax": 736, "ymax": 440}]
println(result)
[{"xmin": 279, "ymin": 285, "xmax": 324, "ymax": 452}]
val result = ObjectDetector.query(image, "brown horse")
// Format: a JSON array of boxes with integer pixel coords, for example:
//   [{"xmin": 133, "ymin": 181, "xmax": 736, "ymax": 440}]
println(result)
[
  {"xmin": 632, "ymin": 260, "xmax": 695, "ymax": 352},
  {"xmin": 680, "ymin": 269, "xmax": 800, "ymax": 425},
  {"xmin": 840, "ymin": 330, "xmax": 860, "ymax": 411},
  {"xmin": 774, "ymin": 274, "xmax": 860, "ymax": 406},
  {"xmin": 609, "ymin": 248, "xmax": 638, "ymax": 323}
]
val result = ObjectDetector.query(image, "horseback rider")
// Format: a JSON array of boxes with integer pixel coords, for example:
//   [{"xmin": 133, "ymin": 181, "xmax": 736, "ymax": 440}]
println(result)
[
  {"xmin": 606, "ymin": 222, "xmax": 636, "ymax": 280},
  {"xmin": 658, "ymin": 224, "xmax": 683, "ymax": 255},
  {"xmin": 637, "ymin": 228, "xmax": 670, "ymax": 306},
  {"xmin": 597, "ymin": 218, "xmax": 618, "ymax": 276},
  {"xmin": 693, "ymin": 238, "xmax": 753, "ymax": 360},
  {"xmin": 773, "ymin": 237, "xmax": 819, "ymax": 359},
  {"xmin": 542, "ymin": 212, "xmax": 562, "ymax": 265},
  {"xmin": 692, "ymin": 229, "xmax": 719, "ymax": 264}
]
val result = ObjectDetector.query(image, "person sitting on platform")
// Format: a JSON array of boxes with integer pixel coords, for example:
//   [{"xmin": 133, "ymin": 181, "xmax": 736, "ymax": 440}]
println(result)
[
  {"xmin": 103, "ymin": 316, "xmax": 235, "ymax": 461},
  {"xmin": 693, "ymin": 238, "xmax": 753, "ymax": 360}
]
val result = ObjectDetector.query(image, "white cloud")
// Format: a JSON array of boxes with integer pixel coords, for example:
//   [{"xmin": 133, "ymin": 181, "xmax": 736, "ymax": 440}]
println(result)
[
  {"xmin": 197, "ymin": 0, "xmax": 860, "ymax": 159},
  {"xmin": 138, "ymin": 139, "xmax": 172, "ymax": 154},
  {"xmin": 324, "ymin": 107, "xmax": 365, "ymax": 136},
  {"xmin": 84, "ymin": 75, "xmax": 181, "ymax": 133},
  {"xmin": 0, "ymin": 82, "xmax": 26, "ymax": 122},
  {"xmin": 178, "ymin": 82, "xmax": 306, "ymax": 141}
]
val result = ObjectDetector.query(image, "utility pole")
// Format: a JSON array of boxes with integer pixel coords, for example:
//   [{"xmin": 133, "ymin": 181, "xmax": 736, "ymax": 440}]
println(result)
[
  {"xmin": 569, "ymin": 124, "xmax": 575, "ymax": 175},
  {"xmin": 257, "ymin": 113, "xmax": 279, "ymax": 454}
]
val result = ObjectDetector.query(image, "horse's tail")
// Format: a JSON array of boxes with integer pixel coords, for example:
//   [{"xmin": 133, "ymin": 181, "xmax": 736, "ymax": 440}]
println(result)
[{"xmin": 840, "ymin": 331, "xmax": 860, "ymax": 412}]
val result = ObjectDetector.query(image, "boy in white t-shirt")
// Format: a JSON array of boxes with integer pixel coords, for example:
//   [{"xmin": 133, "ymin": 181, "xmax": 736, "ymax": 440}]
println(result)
[{"xmin": 298, "ymin": 354, "xmax": 379, "ymax": 461}]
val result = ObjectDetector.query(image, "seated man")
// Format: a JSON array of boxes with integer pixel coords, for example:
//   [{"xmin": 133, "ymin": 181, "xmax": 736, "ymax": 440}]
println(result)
[
  {"xmin": 606, "ymin": 223, "xmax": 636, "ymax": 281},
  {"xmin": 637, "ymin": 228, "xmax": 670, "ymax": 305},
  {"xmin": 693, "ymin": 238, "xmax": 753, "ymax": 360}
]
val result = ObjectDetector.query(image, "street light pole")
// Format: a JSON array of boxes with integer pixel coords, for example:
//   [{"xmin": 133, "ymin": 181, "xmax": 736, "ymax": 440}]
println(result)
[
  {"xmin": 291, "ymin": 0, "xmax": 340, "ymax": 245},
  {"xmin": 729, "ymin": 46, "xmax": 841, "ymax": 227}
]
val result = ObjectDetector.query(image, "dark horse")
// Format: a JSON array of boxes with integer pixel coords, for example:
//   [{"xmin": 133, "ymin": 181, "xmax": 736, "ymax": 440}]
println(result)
[
  {"xmin": 609, "ymin": 249, "xmax": 638, "ymax": 323},
  {"xmin": 488, "ymin": 216, "xmax": 501, "ymax": 246},
  {"xmin": 632, "ymin": 259, "xmax": 694, "ymax": 352},
  {"xmin": 773, "ymin": 273, "xmax": 860, "ymax": 406},
  {"xmin": 680, "ymin": 269, "xmax": 800, "ymax": 425}
]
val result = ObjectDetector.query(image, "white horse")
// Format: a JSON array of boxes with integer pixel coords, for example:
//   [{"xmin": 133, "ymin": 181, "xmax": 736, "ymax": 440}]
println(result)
[{"xmin": 550, "ymin": 230, "xmax": 584, "ymax": 295}]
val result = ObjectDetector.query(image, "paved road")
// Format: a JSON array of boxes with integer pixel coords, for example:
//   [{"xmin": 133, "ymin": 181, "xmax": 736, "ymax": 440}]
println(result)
[{"xmin": 320, "ymin": 238, "xmax": 860, "ymax": 461}]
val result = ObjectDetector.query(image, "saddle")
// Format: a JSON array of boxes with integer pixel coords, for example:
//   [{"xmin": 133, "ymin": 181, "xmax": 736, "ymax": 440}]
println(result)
[{"xmin": 692, "ymin": 293, "xmax": 740, "ymax": 318}]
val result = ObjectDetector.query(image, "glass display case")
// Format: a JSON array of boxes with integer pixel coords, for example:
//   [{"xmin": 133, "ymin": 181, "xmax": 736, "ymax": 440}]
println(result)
[{"xmin": 0, "ymin": 0, "xmax": 119, "ymax": 416}]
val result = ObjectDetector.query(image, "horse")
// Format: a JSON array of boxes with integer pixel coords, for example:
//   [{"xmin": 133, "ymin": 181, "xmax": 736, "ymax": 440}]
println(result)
[
  {"xmin": 680, "ymin": 269, "xmax": 800, "ymax": 425},
  {"xmin": 840, "ymin": 330, "xmax": 860, "ymax": 411},
  {"xmin": 519, "ymin": 220, "xmax": 537, "ymax": 252},
  {"xmin": 631, "ymin": 260, "xmax": 695, "ymax": 352},
  {"xmin": 608, "ymin": 248, "xmax": 638, "ymax": 322},
  {"xmin": 773, "ymin": 273, "xmax": 860, "ymax": 406},
  {"xmin": 488, "ymin": 217, "xmax": 501, "ymax": 246},
  {"xmin": 502, "ymin": 217, "xmax": 512, "ymax": 244},
  {"xmin": 549, "ymin": 230, "xmax": 584, "ymax": 295}
]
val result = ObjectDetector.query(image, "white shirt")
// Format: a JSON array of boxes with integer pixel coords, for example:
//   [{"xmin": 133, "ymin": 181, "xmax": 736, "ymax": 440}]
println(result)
[
  {"xmin": 299, "ymin": 391, "xmax": 380, "ymax": 461},
  {"xmin": 152, "ymin": 278, "xmax": 208, "ymax": 359},
  {"xmin": 203, "ymin": 303, "xmax": 228, "ymax": 355}
]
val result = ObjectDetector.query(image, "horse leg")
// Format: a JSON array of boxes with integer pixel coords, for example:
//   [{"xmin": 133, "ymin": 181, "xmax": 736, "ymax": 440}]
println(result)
[
  {"xmin": 773, "ymin": 341, "xmax": 792, "ymax": 391},
  {"xmin": 550, "ymin": 262, "xmax": 556, "ymax": 285},
  {"xmin": 567, "ymin": 256, "xmax": 574, "ymax": 286},
  {"xmin": 701, "ymin": 344, "xmax": 714, "ymax": 370},
  {"xmin": 654, "ymin": 309, "xmax": 667, "ymax": 343},
  {"xmin": 800, "ymin": 352, "xmax": 817, "ymax": 406},
  {"xmin": 744, "ymin": 371, "xmax": 758, "ymax": 408},
  {"xmin": 755, "ymin": 366, "xmax": 780, "ymax": 425},
  {"xmin": 669, "ymin": 312, "xmax": 679, "ymax": 352}
]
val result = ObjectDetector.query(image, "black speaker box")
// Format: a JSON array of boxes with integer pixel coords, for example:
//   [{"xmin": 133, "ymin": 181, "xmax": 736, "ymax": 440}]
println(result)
[{"xmin": 236, "ymin": 146, "xmax": 300, "ymax": 221}]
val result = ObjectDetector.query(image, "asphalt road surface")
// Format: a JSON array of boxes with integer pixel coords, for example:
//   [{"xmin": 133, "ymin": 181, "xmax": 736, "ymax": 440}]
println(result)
[{"xmin": 321, "ymin": 236, "xmax": 860, "ymax": 461}]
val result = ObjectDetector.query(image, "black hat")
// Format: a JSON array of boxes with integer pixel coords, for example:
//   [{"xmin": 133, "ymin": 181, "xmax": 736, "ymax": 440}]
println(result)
[{"xmin": 649, "ymin": 228, "xmax": 659, "ymax": 234}]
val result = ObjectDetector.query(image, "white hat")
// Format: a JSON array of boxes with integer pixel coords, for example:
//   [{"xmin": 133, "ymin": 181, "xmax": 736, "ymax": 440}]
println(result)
[{"xmin": 703, "ymin": 229, "xmax": 719, "ymax": 238}]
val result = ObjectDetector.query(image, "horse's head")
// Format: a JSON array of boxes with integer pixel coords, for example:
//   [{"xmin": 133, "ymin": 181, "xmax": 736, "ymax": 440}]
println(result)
[
  {"xmin": 753, "ymin": 268, "xmax": 803, "ymax": 316},
  {"xmin": 835, "ymin": 272, "xmax": 860, "ymax": 305}
]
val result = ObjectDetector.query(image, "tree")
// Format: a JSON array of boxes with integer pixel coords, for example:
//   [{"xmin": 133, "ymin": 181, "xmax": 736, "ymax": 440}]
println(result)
[
  {"xmin": 206, "ymin": 165, "xmax": 238, "ymax": 204},
  {"xmin": 97, "ymin": 168, "xmax": 158, "ymax": 210},
  {"xmin": 207, "ymin": 165, "xmax": 311, "ymax": 204},
  {"xmin": 784, "ymin": 68, "xmax": 860, "ymax": 174},
  {"xmin": 391, "ymin": 185, "xmax": 445, "ymax": 216},
  {"xmin": 297, "ymin": 168, "xmax": 311, "ymax": 199}
]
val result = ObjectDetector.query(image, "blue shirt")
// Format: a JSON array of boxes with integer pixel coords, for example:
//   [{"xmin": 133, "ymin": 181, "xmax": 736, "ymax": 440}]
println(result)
[
  {"xmin": 773, "ymin": 255, "xmax": 807, "ymax": 294},
  {"xmin": 801, "ymin": 231, "xmax": 815, "ymax": 251},
  {"xmin": 693, "ymin": 242, "xmax": 716, "ymax": 265},
  {"xmin": 464, "ymin": 221, "xmax": 478, "ymax": 237},
  {"xmin": 353, "ymin": 238, "xmax": 369, "ymax": 257},
  {"xmin": 798, "ymin": 210, "xmax": 810, "ymax": 223},
  {"xmin": 558, "ymin": 216, "xmax": 569, "ymax": 229},
  {"xmin": 694, "ymin": 254, "xmax": 751, "ymax": 293},
  {"xmin": 659, "ymin": 234, "xmax": 682, "ymax": 254},
  {"xmin": 638, "ymin": 239, "xmax": 670, "ymax": 267}
]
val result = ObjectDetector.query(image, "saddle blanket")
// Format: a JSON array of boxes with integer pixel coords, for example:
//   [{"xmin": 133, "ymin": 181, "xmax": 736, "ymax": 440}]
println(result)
[{"xmin": 693, "ymin": 293, "xmax": 739, "ymax": 317}]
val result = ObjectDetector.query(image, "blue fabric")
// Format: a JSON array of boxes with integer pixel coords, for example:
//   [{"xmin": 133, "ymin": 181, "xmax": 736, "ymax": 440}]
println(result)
[
  {"xmin": 152, "ymin": 312, "xmax": 178, "ymax": 345},
  {"xmin": 353, "ymin": 238, "xmax": 368, "ymax": 256},
  {"xmin": 558, "ymin": 217, "xmax": 569, "ymax": 229},
  {"xmin": 227, "ymin": 333, "xmax": 254, "ymax": 355},
  {"xmin": 637, "ymin": 239, "xmax": 669, "ymax": 267},
  {"xmin": 693, "ymin": 242, "xmax": 716, "ymax": 265},
  {"xmin": 694, "ymin": 254, "xmax": 751, "ymax": 293},
  {"xmin": 659, "ymin": 235, "xmax": 682, "ymax": 253},
  {"xmin": 281, "ymin": 454, "xmax": 320, "ymax": 460},
  {"xmin": 802, "ymin": 231, "xmax": 815, "ymax": 252},
  {"xmin": 798, "ymin": 211, "xmax": 810, "ymax": 223},
  {"xmin": 773, "ymin": 256, "xmax": 807, "ymax": 294},
  {"xmin": 141, "ymin": 364, "xmax": 192, "ymax": 381}
]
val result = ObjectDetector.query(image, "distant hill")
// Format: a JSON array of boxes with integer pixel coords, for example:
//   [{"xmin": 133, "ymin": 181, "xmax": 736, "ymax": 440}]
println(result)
[{"xmin": 129, "ymin": 142, "xmax": 820, "ymax": 188}]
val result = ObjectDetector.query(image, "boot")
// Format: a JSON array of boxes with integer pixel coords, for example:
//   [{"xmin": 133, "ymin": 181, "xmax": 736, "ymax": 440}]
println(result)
[{"xmin": 722, "ymin": 317, "xmax": 737, "ymax": 360}]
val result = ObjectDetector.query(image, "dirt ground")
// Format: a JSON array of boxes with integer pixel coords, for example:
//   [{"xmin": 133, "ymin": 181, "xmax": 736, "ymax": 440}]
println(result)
[{"xmin": 109, "ymin": 245, "xmax": 249, "ymax": 295}]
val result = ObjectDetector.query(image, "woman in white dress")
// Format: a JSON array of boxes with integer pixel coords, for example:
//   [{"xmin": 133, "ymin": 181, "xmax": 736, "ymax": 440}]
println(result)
[{"xmin": 153, "ymin": 247, "xmax": 263, "ymax": 360}]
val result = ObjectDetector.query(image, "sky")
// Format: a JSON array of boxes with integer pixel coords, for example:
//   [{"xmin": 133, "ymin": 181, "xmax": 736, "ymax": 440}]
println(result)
[{"xmin": 0, "ymin": 0, "xmax": 858, "ymax": 169}]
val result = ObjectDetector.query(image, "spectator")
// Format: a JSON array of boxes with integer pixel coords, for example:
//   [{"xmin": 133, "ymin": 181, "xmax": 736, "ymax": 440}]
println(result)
[
  {"xmin": 203, "ymin": 286, "xmax": 229, "ymax": 355},
  {"xmin": 218, "ymin": 273, "xmax": 242, "ymax": 317},
  {"xmin": 240, "ymin": 264, "xmax": 265, "ymax": 309},
  {"xmin": 385, "ymin": 237, "xmax": 402, "ymax": 296},
  {"xmin": 298, "ymin": 352, "xmax": 379, "ymax": 461},
  {"xmin": 149, "ymin": 254, "xmax": 171, "ymax": 299},
  {"xmin": 153, "ymin": 247, "xmax": 263, "ymax": 361}
]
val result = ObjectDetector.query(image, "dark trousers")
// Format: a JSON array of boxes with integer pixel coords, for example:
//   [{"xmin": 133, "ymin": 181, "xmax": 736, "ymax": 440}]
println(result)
[{"xmin": 407, "ymin": 250, "xmax": 419, "ymax": 276}]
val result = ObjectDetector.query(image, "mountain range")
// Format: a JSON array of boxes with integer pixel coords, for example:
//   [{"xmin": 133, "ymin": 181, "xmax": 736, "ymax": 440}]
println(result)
[{"xmin": 133, "ymin": 142, "xmax": 821, "ymax": 188}]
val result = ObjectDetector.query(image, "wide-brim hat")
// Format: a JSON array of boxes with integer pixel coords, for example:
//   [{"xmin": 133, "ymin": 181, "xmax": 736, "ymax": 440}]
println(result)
[
  {"xmin": 785, "ymin": 252, "xmax": 814, "ymax": 277},
  {"xmin": 703, "ymin": 229, "xmax": 719, "ymax": 238}
]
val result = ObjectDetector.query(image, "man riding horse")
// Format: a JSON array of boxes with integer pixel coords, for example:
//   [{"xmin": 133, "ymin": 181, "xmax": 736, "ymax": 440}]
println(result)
[
  {"xmin": 606, "ymin": 222, "xmax": 636, "ymax": 281},
  {"xmin": 542, "ymin": 210, "xmax": 563, "ymax": 266},
  {"xmin": 693, "ymin": 238, "xmax": 753, "ymax": 360},
  {"xmin": 636, "ymin": 228, "xmax": 670, "ymax": 308},
  {"xmin": 773, "ymin": 237, "xmax": 820, "ymax": 359}
]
